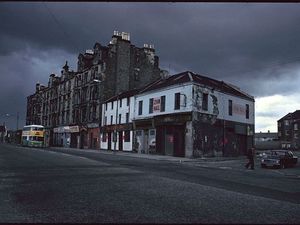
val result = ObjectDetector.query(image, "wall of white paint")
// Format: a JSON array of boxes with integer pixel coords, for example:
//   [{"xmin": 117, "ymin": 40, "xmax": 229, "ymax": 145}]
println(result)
[
  {"xmin": 100, "ymin": 95, "xmax": 135, "ymax": 151},
  {"xmin": 134, "ymin": 83, "xmax": 254, "ymax": 125},
  {"xmin": 133, "ymin": 83, "xmax": 193, "ymax": 120}
]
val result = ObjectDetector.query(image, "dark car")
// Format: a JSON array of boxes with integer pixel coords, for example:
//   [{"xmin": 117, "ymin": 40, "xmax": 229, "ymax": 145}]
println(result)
[{"xmin": 261, "ymin": 150, "xmax": 298, "ymax": 169}]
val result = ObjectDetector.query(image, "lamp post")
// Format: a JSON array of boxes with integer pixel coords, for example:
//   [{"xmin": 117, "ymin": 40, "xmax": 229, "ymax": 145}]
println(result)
[{"xmin": 2, "ymin": 112, "xmax": 19, "ymax": 131}]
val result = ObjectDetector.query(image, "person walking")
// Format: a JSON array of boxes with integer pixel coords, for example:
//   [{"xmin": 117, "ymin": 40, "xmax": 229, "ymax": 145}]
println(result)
[{"xmin": 245, "ymin": 147, "xmax": 255, "ymax": 170}]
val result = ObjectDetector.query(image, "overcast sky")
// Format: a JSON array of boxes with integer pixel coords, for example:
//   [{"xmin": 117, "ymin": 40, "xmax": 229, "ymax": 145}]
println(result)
[{"xmin": 1, "ymin": 2, "xmax": 300, "ymax": 132}]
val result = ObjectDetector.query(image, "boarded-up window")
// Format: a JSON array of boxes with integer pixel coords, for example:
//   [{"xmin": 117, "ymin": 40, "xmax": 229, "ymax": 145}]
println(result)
[
  {"xmin": 138, "ymin": 101, "xmax": 143, "ymax": 115},
  {"xmin": 149, "ymin": 98, "xmax": 153, "ymax": 114},
  {"xmin": 228, "ymin": 100, "xmax": 232, "ymax": 116},
  {"xmin": 202, "ymin": 93, "xmax": 208, "ymax": 111},
  {"xmin": 161, "ymin": 96, "xmax": 166, "ymax": 112},
  {"xmin": 174, "ymin": 93, "xmax": 180, "ymax": 110}
]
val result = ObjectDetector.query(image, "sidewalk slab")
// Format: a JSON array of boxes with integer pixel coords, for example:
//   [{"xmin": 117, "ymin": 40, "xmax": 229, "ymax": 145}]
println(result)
[{"xmin": 49, "ymin": 146, "xmax": 244, "ymax": 163}]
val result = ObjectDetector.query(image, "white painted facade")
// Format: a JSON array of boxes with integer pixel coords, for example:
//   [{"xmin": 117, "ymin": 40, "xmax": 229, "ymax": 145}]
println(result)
[
  {"xmin": 133, "ymin": 82, "xmax": 254, "ymax": 126},
  {"xmin": 100, "ymin": 96, "xmax": 135, "ymax": 151}
]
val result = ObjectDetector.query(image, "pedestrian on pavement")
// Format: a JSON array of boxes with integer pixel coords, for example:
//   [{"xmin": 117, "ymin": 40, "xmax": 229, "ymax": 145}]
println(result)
[{"xmin": 245, "ymin": 147, "xmax": 255, "ymax": 170}]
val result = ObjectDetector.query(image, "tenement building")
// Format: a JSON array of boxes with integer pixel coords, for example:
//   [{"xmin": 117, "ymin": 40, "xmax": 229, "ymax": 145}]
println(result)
[
  {"xmin": 100, "ymin": 71, "xmax": 255, "ymax": 158},
  {"xmin": 278, "ymin": 110, "xmax": 300, "ymax": 149},
  {"xmin": 26, "ymin": 31, "xmax": 162, "ymax": 148}
]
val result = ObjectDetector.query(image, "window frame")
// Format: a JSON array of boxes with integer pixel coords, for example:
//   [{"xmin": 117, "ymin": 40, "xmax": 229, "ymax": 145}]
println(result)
[
  {"xmin": 174, "ymin": 93, "xmax": 180, "ymax": 110},
  {"xmin": 228, "ymin": 100, "xmax": 233, "ymax": 116}
]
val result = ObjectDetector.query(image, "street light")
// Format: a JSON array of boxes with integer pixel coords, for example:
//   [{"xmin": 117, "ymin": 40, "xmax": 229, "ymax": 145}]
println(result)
[{"xmin": 1, "ymin": 112, "xmax": 19, "ymax": 130}]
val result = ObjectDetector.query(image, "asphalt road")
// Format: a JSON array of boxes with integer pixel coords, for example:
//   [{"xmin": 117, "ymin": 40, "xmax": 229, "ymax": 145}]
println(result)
[{"xmin": 1, "ymin": 144, "xmax": 300, "ymax": 223}]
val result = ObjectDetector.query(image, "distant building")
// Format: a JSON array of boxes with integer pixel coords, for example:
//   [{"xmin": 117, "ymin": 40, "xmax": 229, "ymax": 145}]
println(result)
[
  {"xmin": 254, "ymin": 131, "xmax": 280, "ymax": 150},
  {"xmin": 100, "ymin": 71, "xmax": 255, "ymax": 158},
  {"xmin": 0, "ymin": 125, "xmax": 7, "ymax": 143},
  {"xmin": 26, "ymin": 31, "xmax": 163, "ymax": 148},
  {"xmin": 278, "ymin": 110, "xmax": 300, "ymax": 149}
]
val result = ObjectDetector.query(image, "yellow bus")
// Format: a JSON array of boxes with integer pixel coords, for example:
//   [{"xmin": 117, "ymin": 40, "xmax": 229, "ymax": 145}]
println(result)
[{"xmin": 22, "ymin": 125, "xmax": 44, "ymax": 147}]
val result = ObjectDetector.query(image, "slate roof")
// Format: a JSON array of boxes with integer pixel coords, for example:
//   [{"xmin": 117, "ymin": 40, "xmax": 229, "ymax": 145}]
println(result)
[
  {"xmin": 104, "ymin": 88, "xmax": 141, "ymax": 103},
  {"xmin": 278, "ymin": 110, "xmax": 300, "ymax": 122},
  {"xmin": 139, "ymin": 71, "xmax": 254, "ymax": 101},
  {"xmin": 105, "ymin": 71, "xmax": 254, "ymax": 104}
]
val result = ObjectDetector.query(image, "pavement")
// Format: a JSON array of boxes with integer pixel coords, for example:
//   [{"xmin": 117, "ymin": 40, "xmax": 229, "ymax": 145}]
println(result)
[
  {"xmin": 49, "ymin": 146, "xmax": 246, "ymax": 163},
  {"xmin": 48, "ymin": 146, "xmax": 300, "ymax": 177}
]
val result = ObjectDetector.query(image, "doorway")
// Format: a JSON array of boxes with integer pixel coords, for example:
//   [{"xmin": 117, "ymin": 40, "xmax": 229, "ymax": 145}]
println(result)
[{"xmin": 118, "ymin": 131, "xmax": 123, "ymax": 151}]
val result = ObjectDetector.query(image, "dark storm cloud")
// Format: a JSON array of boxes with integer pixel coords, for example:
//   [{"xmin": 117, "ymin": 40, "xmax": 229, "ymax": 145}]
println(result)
[{"xmin": 1, "ymin": 2, "xmax": 300, "ymax": 129}]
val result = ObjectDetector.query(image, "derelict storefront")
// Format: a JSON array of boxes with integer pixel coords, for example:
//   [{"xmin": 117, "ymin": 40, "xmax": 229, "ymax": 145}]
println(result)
[
  {"xmin": 53, "ymin": 125, "xmax": 79, "ymax": 148},
  {"xmin": 154, "ymin": 113, "xmax": 192, "ymax": 157},
  {"xmin": 100, "ymin": 123, "xmax": 133, "ymax": 151},
  {"xmin": 133, "ymin": 119, "xmax": 156, "ymax": 154},
  {"xmin": 87, "ymin": 123, "xmax": 100, "ymax": 149}
]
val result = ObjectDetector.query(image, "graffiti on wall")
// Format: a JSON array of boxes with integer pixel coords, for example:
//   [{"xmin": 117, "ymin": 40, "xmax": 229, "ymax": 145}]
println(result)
[{"xmin": 192, "ymin": 118, "xmax": 247, "ymax": 157}]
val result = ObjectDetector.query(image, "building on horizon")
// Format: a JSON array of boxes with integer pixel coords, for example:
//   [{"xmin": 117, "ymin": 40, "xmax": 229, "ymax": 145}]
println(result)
[{"xmin": 278, "ymin": 110, "xmax": 300, "ymax": 150}]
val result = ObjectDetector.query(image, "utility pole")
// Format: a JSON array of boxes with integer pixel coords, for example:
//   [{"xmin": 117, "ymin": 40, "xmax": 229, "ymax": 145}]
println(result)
[{"xmin": 16, "ymin": 111, "xmax": 19, "ymax": 130}]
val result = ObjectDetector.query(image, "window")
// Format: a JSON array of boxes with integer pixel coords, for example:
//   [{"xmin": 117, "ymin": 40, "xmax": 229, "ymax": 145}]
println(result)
[
  {"xmin": 246, "ymin": 104, "xmax": 249, "ymax": 119},
  {"xmin": 294, "ymin": 133, "xmax": 298, "ymax": 139},
  {"xmin": 161, "ymin": 96, "xmax": 165, "ymax": 112},
  {"xmin": 174, "ymin": 93, "xmax": 180, "ymax": 110},
  {"xmin": 104, "ymin": 116, "xmax": 107, "ymax": 125},
  {"xmin": 102, "ymin": 132, "xmax": 107, "ymax": 142},
  {"xmin": 119, "ymin": 99, "xmax": 122, "ymax": 108},
  {"xmin": 105, "ymin": 103, "xmax": 107, "ymax": 111},
  {"xmin": 110, "ymin": 115, "xmax": 113, "ymax": 125},
  {"xmin": 294, "ymin": 123, "xmax": 298, "ymax": 130},
  {"xmin": 127, "ymin": 97, "xmax": 130, "ymax": 106},
  {"xmin": 138, "ymin": 100, "xmax": 143, "ymax": 115},
  {"xmin": 149, "ymin": 98, "xmax": 154, "ymax": 114},
  {"xmin": 119, "ymin": 114, "xmax": 122, "ymax": 124},
  {"xmin": 202, "ymin": 93, "xmax": 208, "ymax": 111},
  {"xmin": 228, "ymin": 100, "xmax": 232, "ymax": 116},
  {"xmin": 111, "ymin": 102, "xmax": 114, "ymax": 110},
  {"xmin": 124, "ymin": 130, "xmax": 130, "ymax": 142},
  {"xmin": 285, "ymin": 130, "xmax": 289, "ymax": 136},
  {"xmin": 126, "ymin": 113, "xmax": 129, "ymax": 123},
  {"xmin": 284, "ymin": 120, "xmax": 289, "ymax": 126}
]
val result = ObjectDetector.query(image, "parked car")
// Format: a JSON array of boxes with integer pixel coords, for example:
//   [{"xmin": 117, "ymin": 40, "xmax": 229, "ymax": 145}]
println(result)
[{"xmin": 261, "ymin": 150, "xmax": 298, "ymax": 169}]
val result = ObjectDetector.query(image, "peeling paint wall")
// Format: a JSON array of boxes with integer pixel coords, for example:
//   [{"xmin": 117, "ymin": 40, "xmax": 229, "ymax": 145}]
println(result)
[{"xmin": 192, "ymin": 114, "xmax": 253, "ymax": 157}]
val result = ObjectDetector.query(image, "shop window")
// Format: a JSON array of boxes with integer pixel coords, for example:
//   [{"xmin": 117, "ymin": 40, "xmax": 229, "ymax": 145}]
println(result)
[
  {"xmin": 228, "ymin": 100, "xmax": 232, "ymax": 116},
  {"xmin": 124, "ymin": 130, "xmax": 130, "ymax": 142},
  {"xmin": 174, "ymin": 93, "xmax": 180, "ymax": 110}
]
